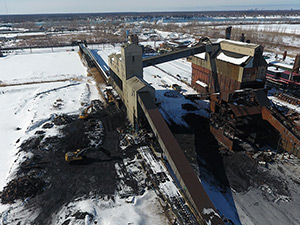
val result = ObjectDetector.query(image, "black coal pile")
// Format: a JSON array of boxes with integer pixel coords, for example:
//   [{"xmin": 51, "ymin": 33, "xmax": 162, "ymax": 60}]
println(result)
[
  {"xmin": 0, "ymin": 99, "xmax": 147, "ymax": 224},
  {"xmin": 20, "ymin": 135, "xmax": 45, "ymax": 151},
  {"xmin": 0, "ymin": 175, "xmax": 45, "ymax": 204}
]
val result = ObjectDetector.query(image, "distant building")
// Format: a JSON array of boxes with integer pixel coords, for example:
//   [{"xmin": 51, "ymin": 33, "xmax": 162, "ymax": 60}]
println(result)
[{"xmin": 189, "ymin": 39, "xmax": 267, "ymax": 93}]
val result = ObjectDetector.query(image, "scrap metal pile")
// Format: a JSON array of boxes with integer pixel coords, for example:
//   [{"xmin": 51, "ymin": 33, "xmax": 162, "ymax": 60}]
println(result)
[{"xmin": 210, "ymin": 88, "xmax": 300, "ymax": 158}]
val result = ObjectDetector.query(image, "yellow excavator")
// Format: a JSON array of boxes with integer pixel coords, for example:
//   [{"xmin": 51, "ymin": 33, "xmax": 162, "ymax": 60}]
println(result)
[
  {"xmin": 105, "ymin": 89, "xmax": 115, "ymax": 104},
  {"xmin": 65, "ymin": 147, "xmax": 91, "ymax": 162},
  {"xmin": 79, "ymin": 104, "xmax": 93, "ymax": 119}
]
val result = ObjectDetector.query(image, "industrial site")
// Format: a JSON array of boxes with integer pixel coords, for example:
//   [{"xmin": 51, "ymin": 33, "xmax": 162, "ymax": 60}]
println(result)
[{"xmin": 0, "ymin": 10, "xmax": 300, "ymax": 225}]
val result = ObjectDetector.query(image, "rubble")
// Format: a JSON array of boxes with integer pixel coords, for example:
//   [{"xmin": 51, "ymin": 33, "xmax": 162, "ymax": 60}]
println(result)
[
  {"xmin": 0, "ymin": 175, "xmax": 45, "ymax": 204},
  {"xmin": 53, "ymin": 98, "xmax": 64, "ymax": 109},
  {"xmin": 52, "ymin": 114, "xmax": 75, "ymax": 126},
  {"xmin": 119, "ymin": 129, "xmax": 148, "ymax": 150},
  {"xmin": 20, "ymin": 135, "xmax": 45, "ymax": 151},
  {"xmin": 4, "ymin": 102, "xmax": 144, "ymax": 224}
]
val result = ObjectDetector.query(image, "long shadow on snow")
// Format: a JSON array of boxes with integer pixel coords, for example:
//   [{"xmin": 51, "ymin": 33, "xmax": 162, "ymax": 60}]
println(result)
[{"xmin": 171, "ymin": 113, "xmax": 242, "ymax": 225}]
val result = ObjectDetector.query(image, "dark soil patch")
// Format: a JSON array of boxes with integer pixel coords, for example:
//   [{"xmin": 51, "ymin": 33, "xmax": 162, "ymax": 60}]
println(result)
[
  {"xmin": 72, "ymin": 211, "xmax": 94, "ymax": 220},
  {"xmin": 222, "ymin": 152, "xmax": 257, "ymax": 192},
  {"xmin": 0, "ymin": 175, "xmax": 45, "ymax": 204},
  {"xmin": 1, "ymin": 102, "xmax": 136, "ymax": 224},
  {"xmin": 35, "ymin": 130, "xmax": 45, "ymax": 135},
  {"xmin": 20, "ymin": 135, "xmax": 44, "ymax": 151},
  {"xmin": 42, "ymin": 122, "xmax": 54, "ymax": 129},
  {"xmin": 32, "ymin": 105, "xmax": 127, "ymax": 224}
]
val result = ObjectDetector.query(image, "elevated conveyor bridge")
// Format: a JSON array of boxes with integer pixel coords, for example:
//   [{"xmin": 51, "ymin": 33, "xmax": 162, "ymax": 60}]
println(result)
[
  {"xmin": 80, "ymin": 43, "xmax": 226, "ymax": 224},
  {"xmin": 142, "ymin": 43, "xmax": 219, "ymax": 67}
]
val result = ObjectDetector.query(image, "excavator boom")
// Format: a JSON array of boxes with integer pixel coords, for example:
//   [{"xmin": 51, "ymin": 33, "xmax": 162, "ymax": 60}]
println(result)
[
  {"xmin": 79, "ymin": 104, "xmax": 94, "ymax": 119},
  {"xmin": 65, "ymin": 147, "xmax": 91, "ymax": 162}
]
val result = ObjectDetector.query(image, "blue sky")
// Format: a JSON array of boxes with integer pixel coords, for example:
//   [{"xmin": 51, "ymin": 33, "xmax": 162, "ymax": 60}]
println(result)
[{"xmin": 1, "ymin": 0, "xmax": 299, "ymax": 14}]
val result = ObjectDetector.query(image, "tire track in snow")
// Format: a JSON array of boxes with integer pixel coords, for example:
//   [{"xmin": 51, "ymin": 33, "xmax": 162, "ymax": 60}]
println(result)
[{"xmin": 0, "ymin": 78, "xmax": 81, "ymax": 88}]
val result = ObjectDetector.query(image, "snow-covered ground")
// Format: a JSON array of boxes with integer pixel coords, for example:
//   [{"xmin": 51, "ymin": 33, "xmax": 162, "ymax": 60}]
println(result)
[
  {"xmin": 0, "ymin": 50, "xmax": 89, "ymax": 191},
  {"xmin": 0, "ymin": 48, "xmax": 180, "ymax": 225},
  {"xmin": 0, "ymin": 49, "xmax": 84, "ymax": 84},
  {"xmin": 214, "ymin": 24, "xmax": 300, "ymax": 35},
  {"xmin": 52, "ymin": 190, "xmax": 167, "ymax": 225}
]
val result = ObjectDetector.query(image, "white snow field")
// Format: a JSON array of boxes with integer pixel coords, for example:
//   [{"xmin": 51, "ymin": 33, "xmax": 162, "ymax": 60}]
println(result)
[
  {"xmin": 0, "ymin": 49, "xmax": 89, "ymax": 191},
  {"xmin": 52, "ymin": 190, "xmax": 168, "ymax": 225},
  {"xmin": 0, "ymin": 49, "xmax": 85, "ymax": 84}
]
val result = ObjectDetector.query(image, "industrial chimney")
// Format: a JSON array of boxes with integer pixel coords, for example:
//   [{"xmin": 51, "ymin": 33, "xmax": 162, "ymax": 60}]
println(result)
[
  {"xmin": 293, "ymin": 54, "xmax": 300, "ymax": 73},
  {"xmin": 129, "ymin": 34, "xmax": 139, "ymax": 45},
  {"xmin": 225, "ymin": 26, "xmax": 232, "ymax": 40}
]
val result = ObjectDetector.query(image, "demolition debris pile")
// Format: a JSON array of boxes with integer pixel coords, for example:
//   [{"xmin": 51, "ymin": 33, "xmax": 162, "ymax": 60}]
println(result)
[
  {"xmin": 0, "ymin": 100, "xmax": 126, "ymax": 223},
  {"xmin": 0, "ymin": 95, "xmax": 192, "ymax": 224},
  {"xmin": 0, "ymin": 175, "xmax": 45, "ymax": 204}
]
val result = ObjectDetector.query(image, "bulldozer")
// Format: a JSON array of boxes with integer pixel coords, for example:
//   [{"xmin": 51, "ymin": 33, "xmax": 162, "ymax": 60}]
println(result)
[{"xmin": 65, "ymin": 147, "xmax": 91, "ymax": 162}]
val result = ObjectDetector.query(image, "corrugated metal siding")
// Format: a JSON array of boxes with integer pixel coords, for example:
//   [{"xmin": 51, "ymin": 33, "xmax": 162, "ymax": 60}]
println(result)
[
  {"xmin": 216, "ymin": 60, "xmax": 241, "ymax": 82},
  {"xmin": 192, "ymin": 63, "xmax": 242, "ymax": 93},
  {"xmin": 243, "ymin": 67, "xmax": 257, "ymax": 82},
  {"xmin": 192, "ymin": 64, "xmax": 210, "ymax": 93}
]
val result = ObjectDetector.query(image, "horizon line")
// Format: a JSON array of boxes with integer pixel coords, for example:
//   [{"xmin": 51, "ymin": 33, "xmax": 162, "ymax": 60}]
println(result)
[{"xmin": 0, "ymin": 8, "xmax": 300, "ymax": 17}]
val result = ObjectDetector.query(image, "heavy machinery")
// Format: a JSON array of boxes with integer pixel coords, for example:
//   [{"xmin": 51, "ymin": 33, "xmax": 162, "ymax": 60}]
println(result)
[
  {"xmin": 171, "ymin": 84, "xmax": 182, "ymax": 92},
  {"xmin": 79, "ymin": 104, "xmax": 93, "ymax": 119},
  {"xmin": 104, "ymin": 88, "xmax": 115, "ymax": 104},
  {"xmin": 65, "ymin": 147, "xmax": 91, "ymax": 162},
  {"xmin": 65, "ymin": 147, "xmax": 113, "ymax": 163}
]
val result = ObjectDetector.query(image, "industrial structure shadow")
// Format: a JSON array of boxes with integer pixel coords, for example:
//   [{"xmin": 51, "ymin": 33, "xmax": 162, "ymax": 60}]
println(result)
[{"xmin": 183, "ymin": 114, "xmax": 242, "ymax": 224}]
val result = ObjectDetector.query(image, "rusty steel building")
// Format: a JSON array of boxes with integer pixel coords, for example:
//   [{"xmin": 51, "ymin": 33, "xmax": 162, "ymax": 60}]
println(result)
[{"xmin": 190, "ymin": 39, "xmax": 267, "ymax": 93}]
